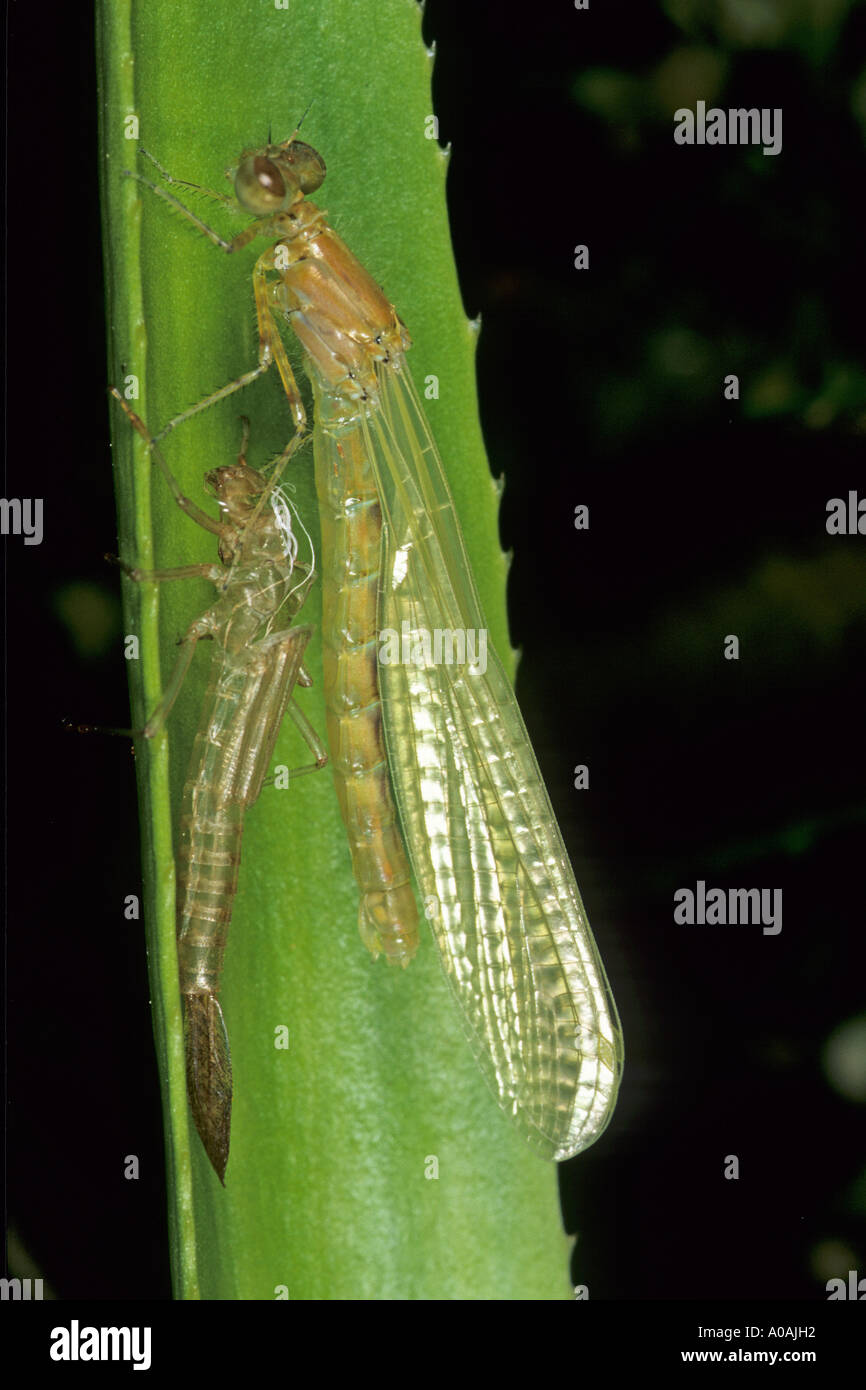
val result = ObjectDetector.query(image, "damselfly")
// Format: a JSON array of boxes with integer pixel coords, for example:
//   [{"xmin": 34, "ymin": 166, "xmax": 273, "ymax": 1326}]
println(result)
[
  {"xmin": 129, "ymin": 136, "xmax": 624, "ymax": 1160},
  {"xmin": 111, "ymin": 391, "xmax": 326, "ymax": 1181}
]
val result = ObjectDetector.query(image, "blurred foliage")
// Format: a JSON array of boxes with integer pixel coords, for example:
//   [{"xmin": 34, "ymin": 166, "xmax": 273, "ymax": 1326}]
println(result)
[
  {"xmin": 662, "ymin": 0, "xmax": 855, "ymax": 59},
  {"xmin": 569, "ymin": 25, "xmax": 866, "ymax": 445},
  {"xmin": 53, "ymin": 581, "xmax": 121, "ymax": 660}
]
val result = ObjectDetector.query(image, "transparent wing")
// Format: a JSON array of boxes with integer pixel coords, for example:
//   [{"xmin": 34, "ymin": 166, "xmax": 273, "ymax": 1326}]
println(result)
[{"xmin": 356, "ymin": 359, "xmax": 623, "ymax": 1159}]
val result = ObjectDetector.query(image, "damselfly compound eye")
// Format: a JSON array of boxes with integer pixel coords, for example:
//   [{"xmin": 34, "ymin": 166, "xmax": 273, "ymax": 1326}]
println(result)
[
  {"xmin": 284, "ymin": 139, "xmax": 327, "ymax": 193},
  {"xmin": 235, "ymin": 155, "xmax": 288, "ymax": 214}
]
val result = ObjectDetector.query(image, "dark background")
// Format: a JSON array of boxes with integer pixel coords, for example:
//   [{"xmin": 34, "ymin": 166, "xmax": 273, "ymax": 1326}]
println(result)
[{"xmin": 6, "ymin": 0, "xmax": 866, "ymax": 1303}]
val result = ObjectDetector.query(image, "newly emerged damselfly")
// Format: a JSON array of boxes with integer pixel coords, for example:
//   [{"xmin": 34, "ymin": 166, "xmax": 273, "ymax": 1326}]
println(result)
[
  {"xmin": 111, "ymin": 391, "xmax": 326, "ymax": 1181},
  {"xmin": 129, "ymin": 135, "xmax": 624, "ymax": 1161}
]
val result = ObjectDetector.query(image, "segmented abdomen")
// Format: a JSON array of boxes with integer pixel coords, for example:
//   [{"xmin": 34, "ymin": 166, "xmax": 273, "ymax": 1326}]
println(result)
[
  {"xmin": 176, "ymin": 636, "xmax": 304, "ymax": 992},
  {"xmin": 176, "ymin": 663, "xmax": 250, "ymax": 995},
  {"xmin": 313, "ymin": 392, "xmax": 419, "ymax": 966}
]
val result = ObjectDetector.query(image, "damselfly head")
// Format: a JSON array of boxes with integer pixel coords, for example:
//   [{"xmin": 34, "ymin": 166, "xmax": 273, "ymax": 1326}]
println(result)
[
  {"xmin": 205, "ymin": 464, "xmax": 268, "ymax": 514},
  {"xmin": 234, "ymin": 140, "xmax": 326, "ymax": 216}
]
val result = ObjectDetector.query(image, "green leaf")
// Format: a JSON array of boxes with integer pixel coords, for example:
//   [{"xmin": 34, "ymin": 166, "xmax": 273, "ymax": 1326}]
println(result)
[{"xmin": 97, "ymin": 0, "xmax": 571, "ymax": 1300}]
